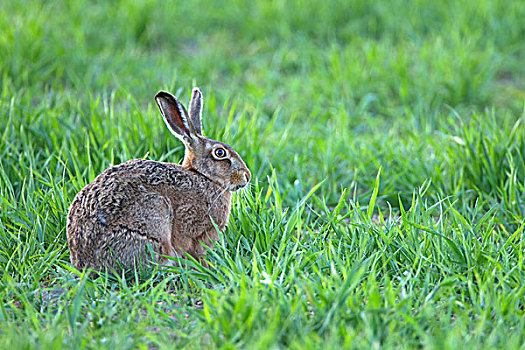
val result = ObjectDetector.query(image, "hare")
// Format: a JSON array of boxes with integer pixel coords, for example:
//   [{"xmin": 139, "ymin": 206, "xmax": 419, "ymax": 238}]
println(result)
[{"xmin": 66, "ymin": 88, "xmax": 251, "ymax": 271}]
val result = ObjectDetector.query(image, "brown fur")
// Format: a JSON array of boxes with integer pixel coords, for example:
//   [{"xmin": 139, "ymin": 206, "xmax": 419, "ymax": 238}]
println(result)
[{"xmin": 66, "ymin": 88, "xmax": 250, "ymax": 271}]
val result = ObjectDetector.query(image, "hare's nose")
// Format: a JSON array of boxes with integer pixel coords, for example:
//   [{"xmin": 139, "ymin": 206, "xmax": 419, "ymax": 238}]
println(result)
[{"xmin": 243, "ymin": 170, "xmax": 251, "ymax": 183}]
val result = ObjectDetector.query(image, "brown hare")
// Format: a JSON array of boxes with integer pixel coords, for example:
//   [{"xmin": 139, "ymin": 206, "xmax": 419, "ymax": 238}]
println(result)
[{"xmin": 66, "ymin": 88, "xmax": 251, "ymax": 271}]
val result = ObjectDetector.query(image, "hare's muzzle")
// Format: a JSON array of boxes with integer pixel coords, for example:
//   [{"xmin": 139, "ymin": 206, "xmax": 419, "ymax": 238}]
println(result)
[{"xmin": 230, "ymin": 168, "xmax": 251, "ymax": 191}]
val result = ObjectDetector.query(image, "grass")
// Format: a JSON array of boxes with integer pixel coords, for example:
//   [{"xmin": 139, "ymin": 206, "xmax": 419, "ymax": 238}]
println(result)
[{"xmin": 1, "ymin": 0, "xmax": 524, "ymax": 348}]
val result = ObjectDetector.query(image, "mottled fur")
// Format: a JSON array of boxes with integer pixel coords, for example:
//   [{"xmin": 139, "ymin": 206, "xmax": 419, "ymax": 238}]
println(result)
[{"xmin": 66, "ymin": 88, "xmax": 251, "ymax": 271}]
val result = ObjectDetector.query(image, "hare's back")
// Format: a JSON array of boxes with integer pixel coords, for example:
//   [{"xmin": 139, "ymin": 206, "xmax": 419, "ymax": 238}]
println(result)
[{"xmin": 68, "ymin": 159, "xmax": 192, "ymax": 223}]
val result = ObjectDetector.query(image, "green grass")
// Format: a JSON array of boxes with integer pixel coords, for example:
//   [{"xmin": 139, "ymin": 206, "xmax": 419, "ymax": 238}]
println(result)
[{"xmin": 1, "ymin": 0, "xmax": 525, "ymax": 348}]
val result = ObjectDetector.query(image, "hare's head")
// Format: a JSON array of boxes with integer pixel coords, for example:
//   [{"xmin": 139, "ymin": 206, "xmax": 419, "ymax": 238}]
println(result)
[{"xmin": 155, "ymin": 88, "xmax": 251, "ymax": 191}]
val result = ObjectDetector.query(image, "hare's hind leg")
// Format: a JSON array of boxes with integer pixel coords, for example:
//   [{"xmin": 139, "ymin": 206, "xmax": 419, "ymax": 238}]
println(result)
[{"xmin": 105, "ymin": 192, "xmax": 176, "ymax": 270}]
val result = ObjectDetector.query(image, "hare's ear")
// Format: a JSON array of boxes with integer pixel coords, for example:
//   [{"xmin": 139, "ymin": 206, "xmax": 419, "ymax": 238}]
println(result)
[
  {"xmin": 188, "ymin": 87, "xmax": 203, "ymax": 135},
  {"xmin": 155, "ymin": 91, "xmax": 192, "ymax": 143}
]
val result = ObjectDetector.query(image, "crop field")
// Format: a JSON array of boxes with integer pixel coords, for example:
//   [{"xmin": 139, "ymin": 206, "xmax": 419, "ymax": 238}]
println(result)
[{"xmin": 1, "ymin": 0, "xmax": 525, "ymax": 348}]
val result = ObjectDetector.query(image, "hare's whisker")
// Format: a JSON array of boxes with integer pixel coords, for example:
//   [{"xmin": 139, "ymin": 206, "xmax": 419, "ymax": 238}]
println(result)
[
  {"xmin": 209, "ymin": 185, "xmax": 225, "ymax": 199},
  {"xmin": 205, "ymin": 185, "xmax": 229, "ymax": 216}
]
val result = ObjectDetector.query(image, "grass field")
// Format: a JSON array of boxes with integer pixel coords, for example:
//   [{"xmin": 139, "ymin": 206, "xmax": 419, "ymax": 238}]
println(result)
[{"xmin": 1, "ymin": 0, "xmax": 525, "ymax": 348}]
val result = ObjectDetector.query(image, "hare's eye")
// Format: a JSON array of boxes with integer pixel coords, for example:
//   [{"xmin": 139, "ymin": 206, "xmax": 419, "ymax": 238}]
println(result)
[{"xmin": 214, "ymin": 148, "xmax": 227, "ymax": 159}]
